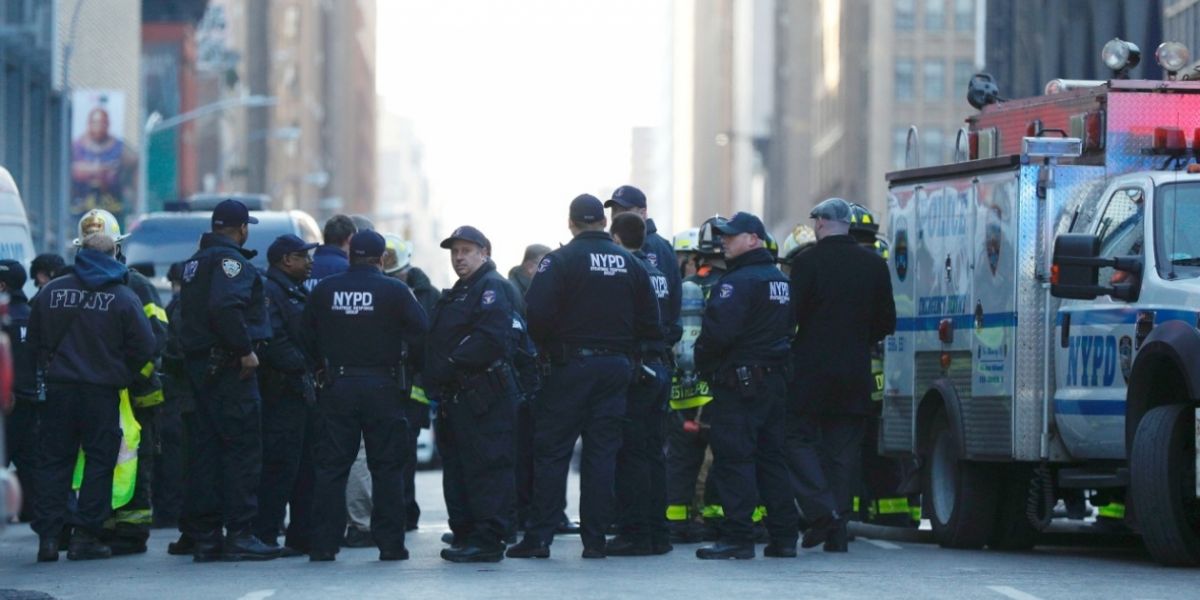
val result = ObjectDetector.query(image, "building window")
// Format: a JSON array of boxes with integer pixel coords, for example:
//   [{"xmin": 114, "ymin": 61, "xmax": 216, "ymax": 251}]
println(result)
[
  {"xmin": 893, "ymin": 127, "xmax": 909, "ymax": 170},
  {"xmin": 896, "ymin": 0, "xmax": 915, "ymax": 31},
  {"xmin": 923, "ymin": 60, "xmax": 945, "ymax": 100},
  {"xmin": 954, "ymin": 0, "xmax": 973, "ymax": 31},
  {"xmin": 954, "ymin": 59, "xmax": 974, "ymax": 97},
  {"xmin": 925, "ymin": 0, "xmax": 945, "ymax": 30},
  {"xmin": 896, "ymin": 59, "xmax": 915, "ymax": 101},
  {"xmin": 923, "ymin": 127, "xmax": 944, "ymax": 166}
]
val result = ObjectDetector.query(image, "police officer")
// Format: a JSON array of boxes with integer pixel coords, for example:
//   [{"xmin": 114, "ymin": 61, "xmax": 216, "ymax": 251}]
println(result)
[
  {"xmin": 690, "ymin": 212, "xmax": 799, "ymax": 560},
  {"xmin": 425, "ymin": 225, "xmax": 520, "ymax": 563},
  {"xmin": 177, "ymin": 199, "xmax": 278, "ymax": 562},
  {"xmin": 2, "ymin": 261, "xmax": 36, "ymax": 523},
  {"xmin": 305, "ymin": 214, "xmax": 357, "ymax": 290},
  {"xmin": 605, "ymin": 185, "xmax": 682, "ymax": 344},
  {"xmin": 30, "ymin": 233, "xmax": 156, "ymax": 562},
  {"xmin": 160, "ymin": 263, "xmax": 192, "ymax": 547},
  {"xmin": 253, "ymin": 234, "xmax": 319, "ymax": 553},
  {"xmin": 609, "ymin": 213, "xmax": 675, "ymax": 556},
  {"xmin": 789, "ymin": 198, "xmax": 897, "ymax": 552},
  {"xmin": 303, "ymin": 230, "xmax": 429, "ymax": 561},
  {"xmin": 507, "ymin": 194, "xmax": 661, "ymax": 559}
]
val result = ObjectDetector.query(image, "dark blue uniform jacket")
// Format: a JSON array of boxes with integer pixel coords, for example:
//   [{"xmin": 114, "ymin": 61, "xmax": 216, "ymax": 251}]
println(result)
[
  {"xmin": 261, "ymin": 266, "xmax": 312, "ymax": 376},
  {"xmin": 694, "ymin": 248, "xmax": 792, "ymax": 375},
  {"xmin": 633, "ymin": 250, "xmax": 673, "ymax": 357},
  {"xmin": 6, "ymin": 293, "xmax": 34, "ymax": 400},
  {"xmin": 423, "ymin": 261, "xmax": 514, "ymax": 390},
  {"xmin": 304, "ymin": 244, "xmax": 349, "ymax": 291},
  {"xmin": 179, "ymin": 233, "xmax": 271, "ymax": 357},
  {"xmin": 645, "ymin": 219, "xmax": 683, "ymax": 345},
  {"xmin": 29, "ymin": 249, "xmax": 156, "ymax": 387},
  {"xmin": 303, "ymin": 264, "xmax": 429, "ymax": 369},
  {"xmin": 524, "ymin": 230, "xmax": 661, "ymax": 356}
]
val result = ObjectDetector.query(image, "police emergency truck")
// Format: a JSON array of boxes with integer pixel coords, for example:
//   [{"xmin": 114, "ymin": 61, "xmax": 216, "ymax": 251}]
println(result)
[{"xmin": 882, "ymin": 39, "xmax": 1200, "ymax": 565}]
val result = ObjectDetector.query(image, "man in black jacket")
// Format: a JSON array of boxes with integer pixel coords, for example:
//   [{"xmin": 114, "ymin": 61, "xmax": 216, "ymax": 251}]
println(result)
[
  {"xmin": 253, "ymin": 234, "xmax": 318, "ymax": 552},
  {"xmin": 788, "ymin": 197, "xmax": 897, "ymax": 552},
  {"xmin": 1, "ymin": 261, "xmax": 36, "ymax": 523},
  {"xmin": 29, "ymin": 233, "xmax": 156, "ymax": 562}
]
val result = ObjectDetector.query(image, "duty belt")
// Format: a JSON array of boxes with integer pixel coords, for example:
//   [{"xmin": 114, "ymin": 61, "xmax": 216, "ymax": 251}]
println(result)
[{"xmin": 331, "ymin": 365, "xmax": 400, "ymax": 378}]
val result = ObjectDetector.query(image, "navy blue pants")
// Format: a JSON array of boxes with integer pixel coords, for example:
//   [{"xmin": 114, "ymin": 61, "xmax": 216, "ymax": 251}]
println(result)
[
  {"xmin": 253, "ymin": 392, "xmax": 308, "ymax": 545},
  {"xmin": 184, "ymin": 359, "xmax": 263, "ymax": 537},
  {"xmin": 283, "ymin": 408, "xmax": 319, "ymax": 552},
  {"xmin": 32, "ymin": 384, "xmax": 121, "ymax": 538},
  {"xmin": 437, "ymin": 383, "xmax": 516, "ymax": 548},
  {"xmin": 310, "ymin": 376, "xmax": 408, "ymax": 555},
  {"xmin": 615, "ymin": 362, "xmax": 670, "ymax": 542},
  {"xmin": 5, "ymin": 398, "xmax": 39, "ymax": 522},
  {"xmin": 706, "ymin": 372, "xmax": 799, "ymax": 545},
  {"xmin": 528, "ymin": 355, "xmax": 630, "ymax": 549}
]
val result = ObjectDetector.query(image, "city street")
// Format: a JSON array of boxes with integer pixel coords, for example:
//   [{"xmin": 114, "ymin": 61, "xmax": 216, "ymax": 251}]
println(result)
[{"xmin": 0, "ymin": 470, "xmax": 1195, "ymax": 600}]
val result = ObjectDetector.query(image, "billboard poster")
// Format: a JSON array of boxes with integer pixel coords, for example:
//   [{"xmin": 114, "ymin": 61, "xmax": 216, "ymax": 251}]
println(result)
[{"xmin": 70, "ymin": 89, "xmax": 137, "ymax": 224}]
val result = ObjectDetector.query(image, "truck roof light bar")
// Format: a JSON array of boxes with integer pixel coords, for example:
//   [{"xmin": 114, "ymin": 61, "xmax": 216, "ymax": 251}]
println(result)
[{"xmin": 1022, "ymin": 137, "xmax": 1083, "ymax": 159}]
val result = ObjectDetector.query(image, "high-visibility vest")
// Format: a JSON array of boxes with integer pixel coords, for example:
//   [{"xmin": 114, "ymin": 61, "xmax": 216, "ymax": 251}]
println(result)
[{"xmin": 72, "ymin": 389, "xmax": 140, "ymax": 509}]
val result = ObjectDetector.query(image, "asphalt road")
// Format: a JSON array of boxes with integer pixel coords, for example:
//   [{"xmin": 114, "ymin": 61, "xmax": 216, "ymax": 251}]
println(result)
[{"xmin": 1, "ymin": 470, "xmax": 1196, "ymax": 600}]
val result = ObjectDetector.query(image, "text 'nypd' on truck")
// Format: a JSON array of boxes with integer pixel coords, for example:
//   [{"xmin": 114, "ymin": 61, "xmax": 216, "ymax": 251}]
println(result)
[{"xmin": 882, "ymin": 38, "xmax": 1200, "ymax": 566}]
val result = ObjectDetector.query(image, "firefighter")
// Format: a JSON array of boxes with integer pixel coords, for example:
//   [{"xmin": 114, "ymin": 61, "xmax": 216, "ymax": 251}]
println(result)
[
  {"xmin": 177, "ymin": 199, "xmax": 278, "ymax": 562},
  {"xmin": 507, "ymin": 194, "xmax": 661, "ymax": 559},
  {"xmin": 303, "ymin": 231, "xmax": 430, "ymax": 561},
  {"xmin": 777, "ymin": 224, "xmax": 817, "ymax": 276},
  {"xmin": 425, "ymin": 225, "xmax": 520, "ymax": 563},
  {"xmin": 673, "ymin": 227, "xmax": 700, "ymax": 279},
  {"xmin": 694, "ymin": 212, "xmax": 799, "ymax": 560},
  {"xmin": 665, "ymin": 218, "xmax": 727, "ymax": 543},
  {"xmin": 73, "ymin": 209, "xmax": 168, "ymax": 555}
]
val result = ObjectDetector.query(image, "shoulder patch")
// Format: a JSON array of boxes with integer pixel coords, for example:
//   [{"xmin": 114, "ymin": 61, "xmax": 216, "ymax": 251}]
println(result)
[
  {"xmin": 719, "ymin": 283, "xmax": 733, "ymax": 299},
  {"xmin": 538, "ymin": 257, "xmax": 552, "ymax": 273},
  {"xmin": 646, "ymin": 252, "xmax": 659, "ymax": 267},
  {"xmin": 182, "ymin": 260, "xmax": 199, "ymax": 283},
  {"xmin": 221, "ymin": 258, "xmax": 243, "ymax": 278},
  {"xmin": 482, "ymin": 289, "xmax": 496, "ymax": 305}
]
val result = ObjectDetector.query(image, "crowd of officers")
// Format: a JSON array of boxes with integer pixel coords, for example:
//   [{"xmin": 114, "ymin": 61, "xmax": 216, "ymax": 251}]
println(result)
[{"xmin": 6, "ymin": 185, "xmax": 899, "ymax": 564}]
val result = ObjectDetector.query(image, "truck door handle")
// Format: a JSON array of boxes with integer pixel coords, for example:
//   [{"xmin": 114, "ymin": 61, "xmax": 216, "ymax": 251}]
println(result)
[{"xmin": 1060, "ymin": 313, "xmax": 1071, "ymax": 348}]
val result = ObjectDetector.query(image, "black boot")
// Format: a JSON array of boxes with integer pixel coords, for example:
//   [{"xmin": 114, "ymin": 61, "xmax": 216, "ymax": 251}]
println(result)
[
  {"xmin": 696, "ymin": 541, "xmax": 754, "ymax": 560},
  {"xmin": 441, "ymin": 544, "xmax": 504, "ymax": 563},
  {"xmin": 823, "ymin": 523, "xmax": 849, "ymax": 553},
  {"xmin": 801, "ymin": 513, "xmax": 840, "ymax": 549},
  {"xmin": 342, "ymin": 526, "xmax": 374, "ymax": 548},
  {"xmin": 222, "ymin": 530, "xmax": 281, "ymax": 561},
  {"xmin": 167, "ymin": 532, "xmax": 195, "ymax": 556},
  {"xmin": 192, "ymin": 533, "xmax": 223, "ymax": 563},
  {"xmin": 66, "ymin": 530, "xmax": 113, "ymax": 561},
  {"xmin": 505, "ymin": 537, "xmax": 551, "ymax": 559},
  {"xmin": 37, "ymin": 536, "xmax": 59, "ymax": 562},
  {"xmin": 763, "ymin": 541, "xmax": 798, "ymax": 558},
  {"xmin": 605, "ymin": 536, "xmax": 653, "ymax": 556},
  {"xmin": 379, "ymin": 547, "xmax": 410, "ymax": 561}
]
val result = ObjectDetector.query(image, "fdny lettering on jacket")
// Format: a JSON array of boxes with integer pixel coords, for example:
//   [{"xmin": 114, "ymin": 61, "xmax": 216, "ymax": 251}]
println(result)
[
  {"xmin": 332, "ymin": 290, "xmax": 374, "ymax": 315},
  {"xmin": 589, "ymin": 253, "xmax": 628, "ymax": 276},
  {"xmin": 49, "ymin": 289, "xmax": 116, "ymax": 311}
]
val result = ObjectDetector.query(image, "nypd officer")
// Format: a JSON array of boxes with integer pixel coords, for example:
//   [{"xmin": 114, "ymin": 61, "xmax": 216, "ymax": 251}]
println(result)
[
  {"xmin": 252, "ymin": 234, "xmax": 319, "ymax": 552},
  {"xmin": 425, "ymin": 225, "xmax": 521, "ymax": 563},
  {"xmin": 693, "ymin": 212, "xmax": 800, "ymax": 560},
  {"xmin": 303, "ymin": 230, "xmax": 429, "ymax": 561},
  {"xmin": 508, "ymin": 194, "xmax": 662, "ymax": 559},
  {"xmin": 177, "ymin": 199, "xmax": 278, "ymax": 562}
]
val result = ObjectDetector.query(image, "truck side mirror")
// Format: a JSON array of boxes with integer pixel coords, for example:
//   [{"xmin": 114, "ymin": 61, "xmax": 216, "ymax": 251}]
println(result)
[{"xmin": 1051, "ymin": 233, "xmax": 1142, "ymax": 301}]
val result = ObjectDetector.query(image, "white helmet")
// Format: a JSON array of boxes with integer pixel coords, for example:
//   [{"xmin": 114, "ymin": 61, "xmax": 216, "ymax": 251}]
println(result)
[
  {"xmin": 779, "ymin": 223, "xmax": 816, "ymax": 261},
  {"xmin": 382, "ymin": 233, "xmax": 412, "ymax": 274},
  {"xmin": 673, "ymin": 227, "xmax": 701, "ymax": 253},
  {"xmin": 73, "ymin": 209, "xmax": 129, "ymax": 247}
]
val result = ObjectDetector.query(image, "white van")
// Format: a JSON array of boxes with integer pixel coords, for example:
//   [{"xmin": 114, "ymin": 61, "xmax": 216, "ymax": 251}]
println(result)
[{"xmin": 0, "ymin": 167, "xmax": 38, "ymax": 298}]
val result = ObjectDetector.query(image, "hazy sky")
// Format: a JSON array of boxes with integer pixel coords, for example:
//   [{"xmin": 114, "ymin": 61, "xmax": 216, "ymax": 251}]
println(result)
[{"xmin": 376, "ymin": 0, "xmax": 672, "ymax": 278}]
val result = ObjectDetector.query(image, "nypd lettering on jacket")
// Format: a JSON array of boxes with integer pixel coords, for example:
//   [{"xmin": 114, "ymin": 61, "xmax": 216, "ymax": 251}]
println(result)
[
  {"xmin": 332, "ymin": 290, "xmax": 374, "ymax": 315},
  {"xmin": 590, "ymin": 253, "xmax": 628, "ymax": 276},
  {"xmin": 768, "ymin": 281, "xmax": 790, "ymax": 305},
  {"xmin": 650, "ymin": 274, "xmax": 669, "ymax": 299},
  {"xmin": 49, "ymin": 289, "xmax": 116, "ymax": 311},
  {"xmin": 1066, "ymin": 334, "xmax": 1118, "ymax": 387}
]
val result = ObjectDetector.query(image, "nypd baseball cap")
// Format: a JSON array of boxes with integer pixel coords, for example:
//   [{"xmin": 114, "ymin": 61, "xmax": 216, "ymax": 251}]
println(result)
[
  {"xmin": 211, "ymin": 199, "xmax": 259, "ymax": 227},
  {"xmin": 0, "ymin": 259, "xmax": 27, "ymax": 291},
  {"xmin": 350, "ymin": 230, "xmax": 387, "ymax": 258},
  {"xmin": 569, "ymin": 194, "xmax": 606, "ymax": 224},
  {"xmin": 267, "ymin": 234, "xmax": 319, "ymax": 264},
  {"xmin": 712, "ymin": 211, "xmax": 768, "ymax": 240},
  {"xmin": 604, "ymin": 185, "xmax": 647, "ymax": 209},
  {"xmin": 810, "ymin": 197, "xmax": 853, "ymax": 223},
  {"xmin": 440, "ymin": 225, "xmax": 491, "ymax": 250}
]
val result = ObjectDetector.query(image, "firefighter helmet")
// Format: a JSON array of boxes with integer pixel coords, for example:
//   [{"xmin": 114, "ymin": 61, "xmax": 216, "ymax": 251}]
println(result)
[
  {"xmin": 696, "ymin": 216, "xmax": 725, "ymax": 256},
  {"xmin": 780, "ymin": 224, "xmax": 816, "ymax": 262},
  {"xmin": 381, "ymin": 233, "xmax": 412, "ymax": 275},
  {"xmin": 763, "ymin": 233, "xmax": 779, "ymax": 259},
  {"xmin": 848, "ymin": 203, "xmax": 880, "ymax": 235},
  {"xmin": 673, "ymin": 227, "xmax": 701, "ymax": 254},
  {"xmin": 73, "ymin": 209, "xmax": 129, "ymax": 246}
]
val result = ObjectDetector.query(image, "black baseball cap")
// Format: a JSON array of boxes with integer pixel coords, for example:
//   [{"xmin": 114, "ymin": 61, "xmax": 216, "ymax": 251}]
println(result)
[
  {"xmin": 712, "ymin": 211, "xmax": 768, "ymax": 240},
  {"xmin": 604, "ymin": 185, "xmax": 647, "ymax": 209},
  {"xmin": 440, "ymin": 225, "xmax": 491, "ymax": 250},
  {"xmin": 569, "ymin": 194, "xmax": 605, "ymax": 224},
  {"xmin": 0, "ymin": 259, "xmax": 27, "ymax": 291},
  {"xmin": 350, "ymin": 230, "xmax": 387, "ymax": 258},
  {"xmin": 267, "ymin": 234, "xmax": 319, "ymax": 264},
  {"xmin": 211, "ymin": 199, "xmax": 259, "ymax": 227}
]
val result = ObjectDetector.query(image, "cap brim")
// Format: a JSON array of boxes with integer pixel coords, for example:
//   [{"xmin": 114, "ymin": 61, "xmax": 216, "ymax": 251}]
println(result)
[
  {"xmin": 604, "ymin": 198, "xmax": 635, "ymax": 209},
  {"xmin": 247, "ymin": 215, "xmax": 259, "ymax": 224},
  {"xmin": 439, "ymin": 237, "xmax": 457, "ymax": 249},
  {"xmin": 300, "ymin": 242, "xmax": 319, "ymax": 252},
  {"xmin": 711, "ymin": 222, "xmax": 742, "ymax": 235}
]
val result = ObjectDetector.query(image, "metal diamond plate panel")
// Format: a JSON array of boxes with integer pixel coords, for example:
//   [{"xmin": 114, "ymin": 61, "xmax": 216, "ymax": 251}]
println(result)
[
  {"xmin": 881, "ymin": 394, "xmax": 913, "ymax": 454},
  {"xmin": 1105, "ymin": 90, "xmax": 1200, "ymax": 177},
  {"xmin": 962, "ymin": 396, "xmax": 1013, "ymax": 458}
]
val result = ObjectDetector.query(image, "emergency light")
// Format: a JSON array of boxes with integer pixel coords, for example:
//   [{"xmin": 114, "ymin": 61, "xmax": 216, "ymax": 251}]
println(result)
[
  {"xmin": 1156, "ymin": 42, "xmax": 1191, "ymax": 78},
  {"xmin": 1021, "ymin": 137, "xmax": 1083, "ymax": 159},
  {"xmin": 1102, "ymin": 38, "xmax": 1141, "ymax": 78}
]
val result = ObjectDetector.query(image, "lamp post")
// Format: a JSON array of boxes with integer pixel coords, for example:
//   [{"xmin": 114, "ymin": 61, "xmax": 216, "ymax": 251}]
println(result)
[{"xmin": 136, "ymin": 94, "xmax": 276, "ymax": 217}]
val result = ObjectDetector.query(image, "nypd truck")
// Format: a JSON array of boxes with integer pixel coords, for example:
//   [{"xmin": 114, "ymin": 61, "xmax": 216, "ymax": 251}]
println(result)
[{"xmin": 882, "ymin": 41, "xmax": 1200, "ymax": 566}]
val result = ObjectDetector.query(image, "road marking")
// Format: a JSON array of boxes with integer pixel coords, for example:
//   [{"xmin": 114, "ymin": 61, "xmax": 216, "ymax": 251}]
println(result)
[
  {"xmin": 238, "ymin": 591, "xmax": 276, "ymax": 600},
  {"xmin": 987, "ymin": 585, "xmax": 1044, "ymax": 600},
  {"xmin": 860, "ymin": 537, "xmax": 902, "ymax": 550}
]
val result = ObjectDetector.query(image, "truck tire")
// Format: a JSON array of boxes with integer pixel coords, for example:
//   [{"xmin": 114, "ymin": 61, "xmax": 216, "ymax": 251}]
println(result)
[
  {"xmin": 924, "ymin": 414, "xmax": 999, "ymax": 549},
  {"xmin": 1129, "ymin": 403, "xmax": 1200, "ymax": 566},
  {"xmin": 987, "ymin": 464, "xmax": 1042, "ymax": 551}
]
